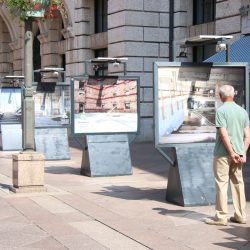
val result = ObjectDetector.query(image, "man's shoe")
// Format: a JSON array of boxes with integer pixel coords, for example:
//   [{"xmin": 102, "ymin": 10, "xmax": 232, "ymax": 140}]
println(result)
[
  {"xmin": 205, "ymin": 218, "xmax": 227, "ymax": 226},
  {"xmin": 229, "ymin": 217, "xmax": 246, "ymax": 224}
]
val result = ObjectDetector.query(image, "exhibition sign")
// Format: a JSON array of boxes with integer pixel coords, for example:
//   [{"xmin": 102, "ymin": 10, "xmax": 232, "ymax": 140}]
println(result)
[
  {"xmin": 0, "ymin": 83, "xmax": 71, "ymax": 127},
  {"xmin": 154, "ymin": 62, "xmax": 249, "ymax": 147},
  {"xmin": 71, "ymin": 76, "xmax": 139, "ymax": 134},
  {"xmin": 33, "ymin": 82, "xmax": 71, "ymax": 127}
]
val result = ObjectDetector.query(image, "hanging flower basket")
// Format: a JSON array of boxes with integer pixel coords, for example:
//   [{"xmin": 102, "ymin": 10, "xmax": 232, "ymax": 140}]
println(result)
[{"xmin": 0, "ymin": 0, "xmax": 67, "ymax": 20}]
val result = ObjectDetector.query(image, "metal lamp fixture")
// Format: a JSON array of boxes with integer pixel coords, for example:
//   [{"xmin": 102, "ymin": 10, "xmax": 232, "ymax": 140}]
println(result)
[{"xmin": 176, "ymin": 47, "xmax": 188, "ymax": 58}]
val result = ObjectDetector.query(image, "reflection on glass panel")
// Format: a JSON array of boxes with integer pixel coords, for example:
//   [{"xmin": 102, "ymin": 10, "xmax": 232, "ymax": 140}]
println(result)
[
  {"xmin": 0, "ymin": 87, "xmax": 21, "ymax": 123},
  {"xmin": 34, "ymin": 83, "xmax": 70, "ymax": 127},
  {"xmin": 155, "ymin": 64, "xmax": 247, "ymax": 146},
  {"xmin": 73, "ymin": 76, "xmax": 139, "ymax": 134}
]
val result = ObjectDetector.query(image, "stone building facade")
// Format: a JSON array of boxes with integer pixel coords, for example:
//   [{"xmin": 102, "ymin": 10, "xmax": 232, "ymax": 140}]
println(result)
[{"xmin": 0, "ymin": 0, "xmax": 249, "ymax": 141}]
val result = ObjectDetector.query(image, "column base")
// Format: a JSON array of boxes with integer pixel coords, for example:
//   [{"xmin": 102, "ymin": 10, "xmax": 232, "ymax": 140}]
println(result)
[
  {"xmin": 10, "ymin": 185, "xmax": 47, "ymax": 193},
  {"xmin": 12, "ymin": 151, "xmax": 46, "ymax": 193}
]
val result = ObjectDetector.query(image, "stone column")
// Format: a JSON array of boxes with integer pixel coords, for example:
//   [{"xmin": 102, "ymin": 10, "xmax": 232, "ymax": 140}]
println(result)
[{"xmin": 11, "ymin": 19, "xmax": 46, "ymax": 193}]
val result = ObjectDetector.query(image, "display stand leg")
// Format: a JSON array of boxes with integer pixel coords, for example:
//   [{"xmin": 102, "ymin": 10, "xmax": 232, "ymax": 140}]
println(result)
[
  {"xmin": 163, "ymin": 144, "xmax": 232, "ymax": 206},
  {"xmin": 81, "ymin": 134, "xmax": 132, "ymax": 177}
]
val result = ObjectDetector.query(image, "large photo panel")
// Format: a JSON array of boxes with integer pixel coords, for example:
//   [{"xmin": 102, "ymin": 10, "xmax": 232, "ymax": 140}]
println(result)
[
  {"xmin": 33, "ymin": 83, "xmax": 71, "ymax": 127},
  {"xmin": 72, "ymin": 76, "xmax": 139, "ymax": 134},
  {"xmin": 154, "ymin": 62, "xmax": 249, "ymax": 147}
]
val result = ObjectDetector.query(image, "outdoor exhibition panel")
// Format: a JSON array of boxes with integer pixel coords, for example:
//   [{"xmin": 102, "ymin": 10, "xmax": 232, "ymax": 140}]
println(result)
[
  {"xmin": 0, "ymin": 81, "xmax": 71, "ymax": 160},
  {"xmin": 0, "ymin": 85, "xmax": 22, "ymax": 150},
  {"xmin": 154, "ymin": 62, "xmax": 249, "ymax": 206},
  {"xmin": 71, "ymin": 75, "xmax": 140, "ymax": 176},
  {"xmin": 71, "ymin": 75, "xmax": 139, "ymax": 135},
  {"xmin": 32, "ymin": 81, "xmax": 71, "ymax": 160},
  {"xmin": 33, "ymin": 82, "xmax": 70, "ymax": 127}
]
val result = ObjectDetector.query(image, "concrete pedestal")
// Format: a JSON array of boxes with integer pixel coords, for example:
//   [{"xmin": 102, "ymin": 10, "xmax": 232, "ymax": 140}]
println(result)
[
  {"xmin": 81, "ymin": 134, "xmax": 132, "ymax": 177},
  {"xmin": 11, "ymin": 152, "xmax": 47, "ymax": 193}
]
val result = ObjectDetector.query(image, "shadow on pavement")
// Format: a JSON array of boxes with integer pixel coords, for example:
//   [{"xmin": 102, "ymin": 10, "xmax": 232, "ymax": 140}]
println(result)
[
  {"xmin": 94, "ymin": 185, "xmax": 167, "ymax": 202},
  {"xmin": 45, "ymin": 166, "xmax": 81, "ymax": 175},
  {"xmin": 0, "ymin": 183, "xmax": 11, "ymax": 190},
  {"xmin": 214, "ymin": 225, "xmax": 250, "ymax": 249},
  {"xmin": 152, "ymin": 207, "xmax": 208, "ymax": 222},
  {"xmin": 130, "ymin": 143, "xmax": 169, "ymax": 178}
]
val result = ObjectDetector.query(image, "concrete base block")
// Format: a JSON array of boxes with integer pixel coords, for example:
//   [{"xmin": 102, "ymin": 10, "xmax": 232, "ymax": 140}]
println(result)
[
  {"xmin": 12, "ymin": 151, "xmax": 46, "ymax": 192},
  {"xmin": 10, "ymin": 186, "xmax": 47, "ymax": 193}
]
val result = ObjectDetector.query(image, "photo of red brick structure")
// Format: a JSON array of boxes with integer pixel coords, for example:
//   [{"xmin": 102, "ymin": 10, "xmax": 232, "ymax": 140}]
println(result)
[{"xmin": 73, "ymin": 77, "xmax": 139, "ymax": 134}]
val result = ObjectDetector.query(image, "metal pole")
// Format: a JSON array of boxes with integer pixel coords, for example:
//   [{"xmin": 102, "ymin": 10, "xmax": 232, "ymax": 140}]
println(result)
[
  {"xmin": 226, "ymin": 43, "xmax": 230, "ymax": 62},
  {"xmin": 22, "ymin": 19, "xmax": 35, "ymax": 151}
]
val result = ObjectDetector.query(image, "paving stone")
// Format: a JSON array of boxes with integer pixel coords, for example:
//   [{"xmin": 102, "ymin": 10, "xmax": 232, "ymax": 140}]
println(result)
[
  {"xmin": 24, "ymin": 236, "xmax": 67, "ymax": 249},
  {"xmin": 70, "ymin": 221, "xmax": 148, "ymax": 250},
  {"xmin": 0, "ymin": 144, "xmax": 250, "ymax": 250}
]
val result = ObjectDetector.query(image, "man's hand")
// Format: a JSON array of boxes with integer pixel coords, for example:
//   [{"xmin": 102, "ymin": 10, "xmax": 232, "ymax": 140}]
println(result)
[
  {"xmin": 240, "ymin": 153, "xmax": 247, "ymax": 163},
  {"xmin": 230, "ymin": 152, "xmax": 242, "ymax": 163}
]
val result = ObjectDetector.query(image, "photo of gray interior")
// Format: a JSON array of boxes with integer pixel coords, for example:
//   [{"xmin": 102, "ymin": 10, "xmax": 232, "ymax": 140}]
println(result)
[{"xmin": 155, "ymin": 63, "xmax": 247, "ymax": 146}]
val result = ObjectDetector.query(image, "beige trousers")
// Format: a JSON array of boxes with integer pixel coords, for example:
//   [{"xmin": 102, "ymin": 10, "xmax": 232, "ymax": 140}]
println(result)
[{"xmin": 213, "ymin": 156, "xmax": 246, "ymax": 221}]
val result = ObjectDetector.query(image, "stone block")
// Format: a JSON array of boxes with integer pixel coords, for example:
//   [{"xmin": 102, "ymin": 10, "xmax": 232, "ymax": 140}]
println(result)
[
  {"xmin": 74, "ymin": 22, "xmax": 90, "ymax": 36},
  {"xmin": 134, "ymin": 72, "xmax": 153, "ymax": 87},
  {"xmin": 144, "ymin": 0, "xmax": 169, "ymax": 12},
  {"xmin": 160, "ymin": 13, "xmax": 169, "ymax": 27},
  {"xmin": 76, "ymin": 8, "xmax": 90, "ymax": 22},
  {"xmin": 108, "ymin": 27, "xmax": 143, "ymax": 43},
  {"xmin": 75, "ymin": 0, "xmax": 91, "ymax": 8},
  {"xmin": 160, "ymin": 43, "xmax": 170, "ymax": 58},
  {"xmin": 174, "ymin": 0, "xmax": 188, "ymax": 11},
  {"xmin": 135, "ymin": 118, "xmax": 154, "ymax": 142},
  {"xmin": 66, "ymin": 49, "xmax": 92, "ymax": 64},
  {"xmin": 140, "ymin": 102, "xmax": 153, "ymax": 117},
  {"xmin": 109, "ymin": 42, "xmax": 159, "ymax": 57},
  {"xmin": 140, "ymin": 88, "xmax": 143, "ymax": 102},
  {"xmin": 216, "ymin": 16, "xmax": 241, "ymax": 35},
  {"xmin": 76, "ymin": 36, "xmax": 91, "ymax": 49},
  {"xmin": 216, "ymin": 1, "xmax": 241, "ymax": 19},
  {"xmin": 12, "ymin": 152, "xmax": 45, "ymax": 188},
  {"xmin": 174, "ymin": 27, "xmax": 188, "ymax": 40},
  {"xmin": 125, "ymin": 57, "xmax": 143, "ymax": 72},
  {"xmin": 90, "ymin": 32, "xmax": 108, "ymax": 49},
  {"xmin": 109, "ymin": 11, "xmax": 145, "ymax": 28},
  {"xmin": 126, "ymin": 42, "xmax": 159, "ymax": 57},
  {"xmin": 108, "ymin": 0, "xmax": 143, "ymax": 14},
  {"xmin": 143, "ymin": 12, "xmax": 160, "ymax": 27},
  {"xmin": 108, "ymin": 42, "xmax": 125, "ymax": 57},
  {"xmin": 241, "ymin": 13, "xmax": 250, "ymax": 35},
  {"xmin": 42, "ymin": 43, "xmax": 59, "ymax": 54},
  {"xmin": 143, "ymin": 88, "xmax": 154, "ymax": 102},
  {"xmin": 67, "ymin": 62, "xmax": 88, "ymax": 76},
  {"xmin": 174, "ymin": 12, "xmax": 188, "ymax": 27},
  {"xmin": 108, "ymin": 12, "xmax": 126, "ymax": 29},
  {"xmin": 144, "ymin": 28, "xmax": 169, "ymax": 42}
]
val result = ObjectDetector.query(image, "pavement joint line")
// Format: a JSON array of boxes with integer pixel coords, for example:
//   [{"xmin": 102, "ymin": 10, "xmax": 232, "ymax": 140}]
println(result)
[
  {"xmin": 3, "ymin": 197, "xmax": 71, "ymax": 250},
  {"xmin": 52, "ymin": 194, "xmax": 153, "ymax": 250}
]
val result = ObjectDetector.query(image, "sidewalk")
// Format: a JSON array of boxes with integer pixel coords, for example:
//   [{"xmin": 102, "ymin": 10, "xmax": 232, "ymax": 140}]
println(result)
[{"xmin": 0, "ymin": 142, "xmax": 250, "ymax": 250}]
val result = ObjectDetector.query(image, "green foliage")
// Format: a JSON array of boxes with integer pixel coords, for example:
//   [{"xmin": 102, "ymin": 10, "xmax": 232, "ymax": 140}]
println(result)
[{"xmin": 0, "ymin": 0, "xmax": 67, "ymax": 20}]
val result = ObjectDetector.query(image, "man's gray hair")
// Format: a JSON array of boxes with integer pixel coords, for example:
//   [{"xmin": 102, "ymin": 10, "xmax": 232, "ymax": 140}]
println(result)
[{"xmin": 219, "ymin": 85, "xmax": 235, "ymax": 98}]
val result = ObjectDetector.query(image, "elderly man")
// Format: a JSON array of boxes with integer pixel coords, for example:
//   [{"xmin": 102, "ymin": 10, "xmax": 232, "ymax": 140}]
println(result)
[{"xmin": 205, "ymin": 85, "xmax": 249, "ymax": 226}]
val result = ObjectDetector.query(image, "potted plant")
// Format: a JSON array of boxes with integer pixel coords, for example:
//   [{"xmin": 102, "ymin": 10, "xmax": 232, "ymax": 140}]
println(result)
[{"xmin": 0, "ymin": 0, "xmax": 67, "ymax": 20}]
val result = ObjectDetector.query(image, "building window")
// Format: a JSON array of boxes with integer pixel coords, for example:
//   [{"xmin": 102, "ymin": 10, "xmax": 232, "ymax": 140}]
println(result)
[
  {"xmin": 193, "ymin": 0, "xmax": 215, "ymax": 25},
  {"xmin": 193, "ymin": 44, "xmax": 216, "ymax": 62},
  {"xmin": 95, "ymin": 0, "xmax": 108, "ymax": 33},
  {"xmin": 125, "ymin": 102, "xmax": 130, "ymax": 110}
]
